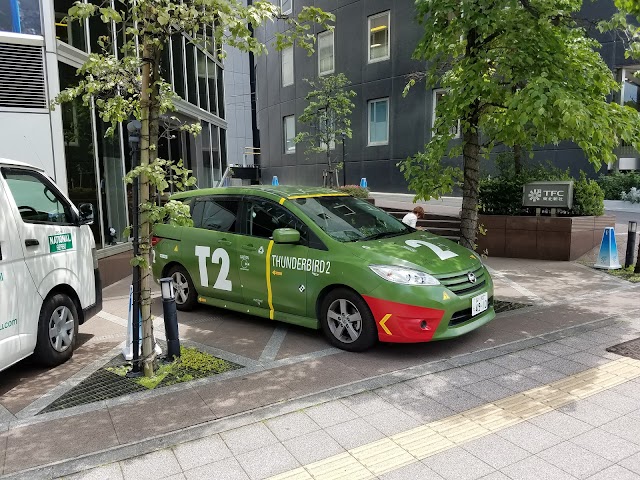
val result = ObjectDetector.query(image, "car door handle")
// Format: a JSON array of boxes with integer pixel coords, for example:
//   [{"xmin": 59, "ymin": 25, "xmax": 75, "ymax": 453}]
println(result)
[
  {"xmin": 218, "ymin": 239, "xmax": 232, "ymax": 246},
  {"xmin": 25, "ymin": 239, "xmax": 39, "ymax": 247},
  {"xmin": 241, "ymin": 244, "xmax": 254, "ymax": 251}
]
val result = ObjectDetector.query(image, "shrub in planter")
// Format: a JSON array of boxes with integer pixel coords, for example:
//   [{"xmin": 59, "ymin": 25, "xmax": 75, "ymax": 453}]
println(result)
[
  {"xmin": 573, "ymin": 172, "xmax": 604, "ymax": 216},
  {"xmin": 597, "ymin": 171, "xmax": 640, "ymax": 200},
  {"xmin": 337, "ymin": 185, "xmax": 370, "ymax": 198},
  {"xmin": 621, "ymin": 187, "xmax": 640, "ymax": 204}
]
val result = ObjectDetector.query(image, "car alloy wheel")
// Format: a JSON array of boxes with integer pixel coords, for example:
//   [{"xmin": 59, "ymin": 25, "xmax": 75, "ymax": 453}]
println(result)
[
  {"xmin": 171, "ymin": 271, "xmax": 189, "ymax": 305},
  {"xmin": 48, "ymin": 306, "xmax": 75, "ymax": 353},
  {"xmin": 326, "ymin": 298, "xmax": 363, "ymax": 344}
]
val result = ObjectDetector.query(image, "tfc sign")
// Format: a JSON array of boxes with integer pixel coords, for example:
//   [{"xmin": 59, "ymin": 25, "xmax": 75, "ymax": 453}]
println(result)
[{"xmin": 522, "ymin": 181, "xmax": 573, "ymax": 209}]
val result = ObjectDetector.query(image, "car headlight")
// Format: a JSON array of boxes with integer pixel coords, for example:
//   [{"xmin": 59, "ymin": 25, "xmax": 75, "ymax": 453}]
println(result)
[{"xmin": 369, "ymin": 265, "xmax": 440, "ymax": 286}]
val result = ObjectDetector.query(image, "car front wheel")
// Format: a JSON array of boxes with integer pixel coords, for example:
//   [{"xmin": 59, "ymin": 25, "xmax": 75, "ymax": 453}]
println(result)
[{"xmin": 320, "ymin": 288, "xmax": 377, "ymax": 352}]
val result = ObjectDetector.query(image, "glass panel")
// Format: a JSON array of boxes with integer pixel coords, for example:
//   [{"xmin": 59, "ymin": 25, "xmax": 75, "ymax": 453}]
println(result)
[
  {"xmin": 54, "ymin": 0, "xmax": 86, "ymax": 50},
  {"xmin": 185, "ymin": 42, "xmax": 197, "ymax": 105},
  {"xmin": 197, "ymin": 49, "xmax": 208, "ymax": 110},
  {"xmin": 318, "ymin": 32, "xmax": 333, "ymax": 75},
  {"xmin": 217, "ymin": 64, "xmax": 225, "ymax": 118},
  {"xmin": 284, "ymin": 115, "xmax": 295, "ymax": 153},
  {"xmin": 96, "ymin": 117, "xmax": 127, "ymax": 245},
  {"xmin": 369, "ymin": 13, "xmax": 389, "ymax": 61},
  {"xmin": 245, "ymin": 199, "xmax": 304, "ymax": 239},
  {"xmin": 369, "ymin": 99, "xmax": 388, "ymax": 144},
  {"xmin": 199, "ymin": 198, "xmax": 239, "ymax": 231},
  {"xmin": 220, "ymin": 128, "xmax": 227, "ymax": 172},
  {"xmin": 207, "ymin": 57, "xmax": 217, "ymax": 115},
  {"xmin": 200, "ymin": 121, "xmax": 213, "ymax": 188},
  {"xmin": 59, "ymin": 61, "xmax": 103, "ymax": 246},
  {"xmin": 280, "ymin": 0, "xmax": 292, "ymax": 14},
  {"xmin": 623, "ymin": 73, "xmax": 640, "ymax": 112},
  {"xmin": 160, "ymin": 43, "xmax": 171, "ymax": 84},
  {"xmin": 89, "ymin": 0, "xmax": 111, "ymax": 54},
  {"xmin": 171, "ymin": 35, "xmax": 186, "ymax": 98},
  {"xmin": 282, "ymin": 46, "xmax": 294, "ymax": 86},
  {"xmin": 0, "ymin": 0, "xmax": 41, "ymax": 35},
  {"xmin": 211, "ymin": 126, "xmax": 220, "ymax": 182}
]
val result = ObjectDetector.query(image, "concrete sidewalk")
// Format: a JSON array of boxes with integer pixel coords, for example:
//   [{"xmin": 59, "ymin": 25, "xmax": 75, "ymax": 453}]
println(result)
[{"xmin": 1, "ymin": 195, "xmax": 640, "ymax": 479}]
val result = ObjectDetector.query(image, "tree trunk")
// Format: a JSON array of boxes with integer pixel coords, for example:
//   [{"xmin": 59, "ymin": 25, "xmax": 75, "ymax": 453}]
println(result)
[
  {"xmin": 513, "ymin": 144, "xmax": 522, "ymax": 174},
  {"xmin": 460, "ymin": 128, "xmax": 481, "ymax": 250},
  {"xmin": 139, "ymin": 39, "xmax": 156, "ymax": 377}
]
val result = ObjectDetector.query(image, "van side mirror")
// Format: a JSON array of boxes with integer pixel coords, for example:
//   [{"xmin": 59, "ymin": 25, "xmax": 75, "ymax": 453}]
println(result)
[
  {"xmin": 78, "ymin": 203, "xmax": 94, "ymax": 225},
  {"xmin": 273, "ymin": 228, "xmax": 300, "ymax": 244}
]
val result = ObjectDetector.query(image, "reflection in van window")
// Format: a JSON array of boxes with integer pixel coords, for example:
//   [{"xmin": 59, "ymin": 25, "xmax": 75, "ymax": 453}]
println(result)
[{"xmin": 2, "ymin": 169, "xmax": 72, "ymax": 224}]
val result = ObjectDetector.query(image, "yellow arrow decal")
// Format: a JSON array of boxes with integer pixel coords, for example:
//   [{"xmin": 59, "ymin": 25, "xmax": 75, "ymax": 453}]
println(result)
[
  {"xmin": 380, "ymin": 314, "xmax": 392, "ymax": 336},
  {"xmin": 272, "ymin": 270, "xmax": 283, "ymax": 276}
]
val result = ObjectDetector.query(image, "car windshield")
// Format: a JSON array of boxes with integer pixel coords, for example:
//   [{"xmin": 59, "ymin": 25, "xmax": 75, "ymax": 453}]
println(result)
[{"xmin": 293, "ymin": 195, "xmax": 412, "ymax": 242}]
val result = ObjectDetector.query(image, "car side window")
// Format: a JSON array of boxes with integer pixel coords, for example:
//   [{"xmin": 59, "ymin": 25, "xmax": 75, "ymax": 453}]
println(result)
[
  {"xmin": 1, "ymin": 168, "xmax": 73, "ymax": 225},
  {"xmin": 244, "ymin": 198, "xmax": 307, "ymax": 241},
  {"xmin": 192, "ymin": 197, "xmax": 239, "ymax": 232}
]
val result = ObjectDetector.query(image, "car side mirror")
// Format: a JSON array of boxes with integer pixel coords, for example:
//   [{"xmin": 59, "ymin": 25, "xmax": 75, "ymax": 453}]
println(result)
[
  {"xmin": 273, "ymin": 228, "xmax": 300, "ymax": 244},
  {"xmin": 78, "ymin": 203, "xmax": 94, "ymax": 225}
]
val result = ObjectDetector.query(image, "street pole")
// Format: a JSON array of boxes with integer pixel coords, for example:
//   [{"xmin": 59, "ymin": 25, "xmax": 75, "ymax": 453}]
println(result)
[
  {"xmin": 342, "ymin": 133, "xmax": 346, "ymax": 187},
  {"xmin": 127, "ymin": 120, "xmax": 143, "ymax": 377}
]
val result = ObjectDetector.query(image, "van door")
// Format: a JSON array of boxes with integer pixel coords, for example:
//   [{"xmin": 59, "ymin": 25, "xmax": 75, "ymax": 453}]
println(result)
[
  {"xmin": 0, "ymin": 179, "xmax": 27, "ymax": 369},
  {"xmin": 0, "ymin": 167, "xmax": 92, "ymax": 350}
]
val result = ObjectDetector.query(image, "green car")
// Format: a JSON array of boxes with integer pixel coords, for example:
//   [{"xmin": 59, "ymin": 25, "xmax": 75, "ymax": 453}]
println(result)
[{"xmin": 152, "ymin": 186, "xmax": 495, "ymax": 351}]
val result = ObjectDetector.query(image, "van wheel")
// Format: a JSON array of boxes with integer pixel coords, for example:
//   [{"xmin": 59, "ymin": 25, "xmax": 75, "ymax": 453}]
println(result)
[
  {"xmin": 320, "ymin": 288, "xmax": 377, "ymax": 352},
  {"xmin": 34, "ymin": 294, "xmax": 79, "ymax": 367},
  {"xmin": 167, "ymin": 265, "xmax": 197, "ymax": 311}
]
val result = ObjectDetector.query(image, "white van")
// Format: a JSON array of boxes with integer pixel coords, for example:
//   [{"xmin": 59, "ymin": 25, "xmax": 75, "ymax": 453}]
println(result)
[{"xmin": 0, "ymin": 158, "xmax": 102, "ymax": 373}]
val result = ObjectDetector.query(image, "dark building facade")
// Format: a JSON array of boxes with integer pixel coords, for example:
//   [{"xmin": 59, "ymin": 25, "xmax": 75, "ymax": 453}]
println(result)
[{"xmin": 254, "ymin": 0, "xmax": 639, "ymax": 192}]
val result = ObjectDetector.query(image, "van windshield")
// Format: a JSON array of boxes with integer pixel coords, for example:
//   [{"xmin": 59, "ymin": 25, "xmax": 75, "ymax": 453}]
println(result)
[{"xmin": 293, "ymin": 196, "xmax": 411, "ymax": 242}]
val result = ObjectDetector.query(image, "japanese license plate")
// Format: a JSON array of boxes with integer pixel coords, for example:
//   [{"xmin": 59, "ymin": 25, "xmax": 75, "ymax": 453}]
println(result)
[{"xmin": 472, "ymin": 292, "xmax": 488, "ymax": 316}]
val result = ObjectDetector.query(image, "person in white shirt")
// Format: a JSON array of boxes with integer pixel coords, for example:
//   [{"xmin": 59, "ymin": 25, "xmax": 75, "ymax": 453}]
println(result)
[{"xmin": 402, "ymin": 206, "xmax": 425, "ymax": 229}]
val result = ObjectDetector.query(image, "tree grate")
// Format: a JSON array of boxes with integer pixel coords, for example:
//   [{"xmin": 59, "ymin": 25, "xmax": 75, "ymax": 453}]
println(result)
[
  {"xmin": 606, "ymin": 337, "xmax": 640, "ymax": 361},
  {"xmin": 494, "ymin": 300, "xmax": 532, "ymax": 314}
]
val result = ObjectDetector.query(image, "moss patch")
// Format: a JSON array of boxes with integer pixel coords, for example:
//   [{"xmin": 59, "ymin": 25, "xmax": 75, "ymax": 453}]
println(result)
[
  {"xmin": 107, "ymin": 346, "xmax": 240, "ymax": 389},
  {"xmin": 597, "ymin": 266, "xmax": 640, "ymax": 283}
]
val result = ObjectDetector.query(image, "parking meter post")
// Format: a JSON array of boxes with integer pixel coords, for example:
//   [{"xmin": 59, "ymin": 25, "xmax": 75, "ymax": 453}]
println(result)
[
  {"xmin": 625, "ymin": 221, "xmax": 637, "ymax": 269},
  {"xmin": 160, "ymin": 277, "xmax": 181, "ymax": 359}
]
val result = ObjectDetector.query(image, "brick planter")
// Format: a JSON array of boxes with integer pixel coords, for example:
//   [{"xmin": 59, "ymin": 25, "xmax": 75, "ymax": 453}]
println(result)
[{"xmin": 477, "ymin": 215, "xmax": 615, "ymax": 261}]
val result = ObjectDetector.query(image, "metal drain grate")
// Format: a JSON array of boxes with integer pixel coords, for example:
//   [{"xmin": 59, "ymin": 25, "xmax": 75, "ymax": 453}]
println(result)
[
  {"xmin": 494, "ymin": 300, "xmax": 532, "ymax": 314},
  {"xmin": 606, "ymin": 337, "xmax": 640, "ymax": 361},
  {"xmin": 40, "ymin": 369, "xmax": 147, "ymax": 414}
]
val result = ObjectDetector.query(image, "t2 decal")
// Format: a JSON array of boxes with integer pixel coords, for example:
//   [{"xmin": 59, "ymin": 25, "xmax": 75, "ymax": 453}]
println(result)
[{"xmin": 195, "ymin": 246, "xmax": 232, "ymax": 291}]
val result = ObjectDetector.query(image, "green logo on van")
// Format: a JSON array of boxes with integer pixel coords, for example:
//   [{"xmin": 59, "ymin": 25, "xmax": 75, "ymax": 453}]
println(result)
[
  {"xmin": 48, "ymin": 233, "xmax": 73, "ymax": 253},
  {"xmin": 0, "ymin": 319, "xmax": 17, "ymax": 331}
]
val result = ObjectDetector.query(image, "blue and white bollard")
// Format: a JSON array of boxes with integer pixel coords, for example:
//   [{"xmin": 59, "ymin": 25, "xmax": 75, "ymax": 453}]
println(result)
[
  {"xmin": 594, "ymin": 227, "xmax": 621, "ymax": 270},
  {"xmin": 360, "ymin": 178, "xmax": 368, "ymax": 188},
  {"xmin": 272, "ymin": 176, "xmax": 279, "ymax": 186}
]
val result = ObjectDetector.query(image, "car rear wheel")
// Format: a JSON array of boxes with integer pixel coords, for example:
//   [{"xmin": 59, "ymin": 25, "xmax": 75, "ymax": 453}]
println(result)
[
  {"xmin": 167, "ymin": 264, "xmax": 197, "ymax": 311},
  {"xmin": 34, "ymin": 293, "xmax": 79, "ymax": 367},
  {"xmin": 320, "ymin": 288, "xmax": 377, "ymax": 352}
]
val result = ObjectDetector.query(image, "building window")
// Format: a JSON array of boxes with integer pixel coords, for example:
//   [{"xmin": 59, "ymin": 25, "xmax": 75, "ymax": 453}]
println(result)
[
  {"xmin": 318, "ymin": 30, "xmax": 334, "ymax": 76},
  {"xmin": 284, "ymin": 115, "xmax": 296, "ymax": 153},
  {"xmin": 432, "ymin": 89, "xmax": 460, "ymax": 138},
  {"xmin": 0, "ymin": 0, "xmax": 41, "ymax": 35},
  {"xmin": 368, "ymin": 11, "xmax": 390, "ymax": 63},
  {"xmin": 280, "ymin": 0, "xmax": 292, "ymax": 15},
  {"xmin": 368, "ymin": 98, "xmax": 389, "ymax": 145},
  {"xmin": 282, "ymin": 46, "xmax": 294, "ymax": 87}
]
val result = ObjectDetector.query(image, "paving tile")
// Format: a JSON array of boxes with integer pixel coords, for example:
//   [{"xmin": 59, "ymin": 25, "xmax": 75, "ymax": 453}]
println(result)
[
  {"xmin": 538, "ymin": 441, "xmax": 612, "ymax": 479},
  {"xmin": 304, "ymin": 400, "xmax": 360, "ymax": 428},
  {"xmin": 584, "ymin": 390, "xmax": 640, "ymax": 415},
  {"xmin": 512, "ymin": 348, "xmax": 557, "ymax": 365},
  {"xmin": 611, "ymin": 381, "xmax": 640, "ymax": 401},
  {"xmin": 426, "ymin": 388, "xmax": 485, "ymax": 413},
  {"xmin": 585, "ymin": 464, "xmax": 640, "ymax": 480},
  {"xmin": 236, "ymin": 442, "xmax": 300, "ymax": 480},
  {"xmin": 265, "ymin": 411, "xmax": 320, "ymax": 442},
  {"xmin": 601, "ymin": 416, "xmax": 640, "ymax": 445},
  {"xmin": 0, "ymin": 433, "xmax": 7, "ymax": 475},
  {"xmin": 3, "ymin": 410, "xmax": 119, "ymax": 474},
  {"xmin": 496, "ymin": 422, "xmax": 563, "ymax": 454},
  {"xmin": 65, "ymin": 463, "xmax": 124, "ymax": 480},
  {"xmin": 374, "ymin": 382, "xmax": 426, "ymax": 405},
  {"xmin": 528, "ymin": 411, "xmax": 593, "ymax": 440},
  {"xmin": 558, "ymin": 400, "xmax": 623, "ymax": 427},
  {"xmin": 488, "ymin": 354, "xmax": 536, "ymax": 372},
  {"xmin": 379, "ymin": 461, "xmax": 445, "ymax": 480},
  {"xmin": 362, "ymin": 405, "xmax": 422, "ymax": 436},
  {"xmin": 564, "ymin": 352, "xmax": 611, "ymax": 368},
  {"xmin": 161, "ymin": 474, "xmax": 186, "ymax": 480},
  {"xmin": 535, "ymin": 343, "xmax": 580, "ymax": 357},
  {"xmin": 220, "ymin": 423, "xmax": 279, "ymax": 456},
  {"xmin": 184, "ymin": 457, "xmax": 249, "ymax": 480},
  {"xmin": 120, "ymin": 450, "xmax": 182, "ymax": 480},
  {"xmin": 462, "ymin": 361, "xmax": 512, "ymax": 380},
  {"xmin": 325, "ymin": 417, "xmax": 386, "ymax": 450},
  {"xmin": 571, "ymin": 428, "xmax": 640, "ymax": 462},
  {"xmin": 462, "ymin": 434, "xmax": 530, "ymax": 469},
  {"xmin": 405, "ymin": 374, "xmax": 452, "ymax": 397},
  {"xmin": 556, "ymin": 336, "xmax": 599, "ymax": 351},
  {"xmin": 490, "ymin": 372, "xmax": 541, "ymax": 392},
  {"xmin": 461, "ymin": 379, "xmax": 515, "ymax": 403},
  {"xmin": 516, "ymin": 365, "xmax": 567, "ymax": 384},
  {"xmin": 172, "ymin": 434, "xmax": 233, "ymax": 471},
  {"xmin": 539, "ymin": 358, "xmax": 588, "ymax": 376},
  {"xmin": 478, "ymin": 473, "xmax": 512, "ymax": 480},
  {"xmin": 423, "ymin": 446, "xmax": 496, "ymax": 480},
  {"xmin": 109, "ymin": 389, "xmax": 216, "ymax": 443},
  {"xmin": 340, "ymin": 391, "xmax": 394, "ymax": 417},
  {"xmin": 432, "ymin": 367, "xmax": 485, "ymax": 387},
  {"xmin": 619, "ymin": 452, "xmax": 640, "ymax": 475},
  {"xmin": 401, "ymin": 397, "xmax": 457, "ymax": 424},
  {"xmin": 282, "ymin": 429, "xmax": 345, "ymax": 465},
  {"xmin": 500, "ymin": 455, "xmax": 577, "ymax": 480}
]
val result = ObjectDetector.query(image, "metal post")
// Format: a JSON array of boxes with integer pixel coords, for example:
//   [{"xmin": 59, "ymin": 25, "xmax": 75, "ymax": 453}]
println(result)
[
  {"xmin": 127, "ymin": 120, "xmax": 143, "ymax": 377},
  {"xmin": 160, "ymin": 277, "xmax": 181, "ymax": 359},
  {"xmin": 342, "ymin": 134, "xmax": 346, "ymax": 188},
  {"xmin": 626, "ymin": 221, "xmax": 638, "ymax": 268}
]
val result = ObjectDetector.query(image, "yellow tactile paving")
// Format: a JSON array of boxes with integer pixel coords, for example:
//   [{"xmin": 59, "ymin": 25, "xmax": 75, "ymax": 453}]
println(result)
[{"xmin": 268, "ymin": 357, "xmax": 640, "ymax": 480}]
